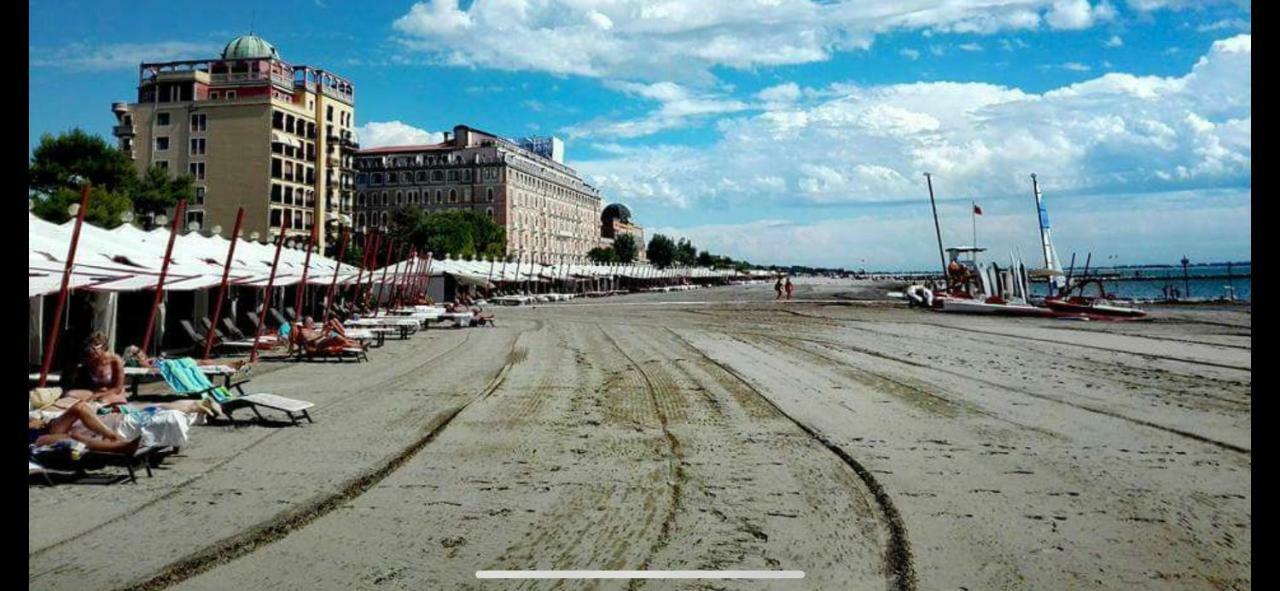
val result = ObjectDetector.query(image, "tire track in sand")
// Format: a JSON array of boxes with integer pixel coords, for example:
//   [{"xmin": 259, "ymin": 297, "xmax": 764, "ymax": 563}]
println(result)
[
  {"xmin": 597, "ymin": 324, "xmax": 686, "ymax": 590},
  {"xmin": 666, "ymin": 327, "xmax": 918, "ymax": 591},
  {"xmin": 113, "ymin": 326, "xmax": 533, "ymax": 591}
]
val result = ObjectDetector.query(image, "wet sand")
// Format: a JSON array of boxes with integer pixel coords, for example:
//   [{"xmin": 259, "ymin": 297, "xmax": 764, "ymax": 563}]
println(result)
[{"xmin": 29, "ymin": 280, "xmax": 1251, "ymax": 590}]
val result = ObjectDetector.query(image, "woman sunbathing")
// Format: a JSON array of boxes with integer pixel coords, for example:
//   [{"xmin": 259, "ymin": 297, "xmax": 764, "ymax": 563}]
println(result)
[
  {"xmin": 29, "ymin": 399, "xmax": 141, "ymax": 454},
  {"xmin": 60, "ymin": 334, "xmax": 218, "ymax": 417},
  {"xmin": 123, "ymin": 345, "xmax": 248, "ymax": 371},
  {"xmin": 292, "ymin": 318, "xmax": 360, "ymax": 352}
]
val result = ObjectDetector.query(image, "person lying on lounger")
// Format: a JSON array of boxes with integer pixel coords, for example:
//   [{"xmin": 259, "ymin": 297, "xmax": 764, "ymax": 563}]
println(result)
[
  {"xmin": 292, "ymin": 318, "xmax": 361, "ymax": 351},
  {"xmin": 29, "ymin": 399, "xmax": 140, "ymax": 454},
  {"xmin": 123, "ymin": 345, "xmax": 248, "ymax": 371},
  {"xmin": 59, "ymin": 334, "xmax": 218, "ymax": 417}
]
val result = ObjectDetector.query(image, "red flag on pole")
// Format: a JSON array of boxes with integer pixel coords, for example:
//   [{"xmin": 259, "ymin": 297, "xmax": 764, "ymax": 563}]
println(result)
[{"xmin": 973, "ymin": 203, "xmax": 983, "ymax": 215}]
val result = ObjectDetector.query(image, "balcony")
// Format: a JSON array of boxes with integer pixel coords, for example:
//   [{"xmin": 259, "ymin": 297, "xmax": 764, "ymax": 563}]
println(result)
[{"xmin": 112, "ymin": 124, "xmax": 135, "ymax": 137}]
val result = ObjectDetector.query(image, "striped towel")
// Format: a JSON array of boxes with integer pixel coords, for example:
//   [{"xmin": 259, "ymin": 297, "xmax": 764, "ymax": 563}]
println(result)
[{"xmin": 157, "ymin": 358, "xmax": 235, "ymax": 404}]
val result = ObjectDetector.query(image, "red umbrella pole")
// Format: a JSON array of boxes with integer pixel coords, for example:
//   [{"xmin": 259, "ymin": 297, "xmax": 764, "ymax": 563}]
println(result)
[
  {"xmin": 36, "ymin": 184, "xmax": 92, "ymax": 388},
  {"xmin": 294, "ymin": 223, "xmax": 318, "ymax": 319},
  {"xmin": 249, "ymin": 232, "xmax": 287, "ymax": 363},
  {"xmin": 140, "ymin": 200, "xmax": 188, "ymax": 356},
  {"xmin": 323, "ymin": 226, "xmax": 350, "ymax": 325},
  {"xmin": 203, "ymin": 208, "xmax": 245, "ymax": 360}
]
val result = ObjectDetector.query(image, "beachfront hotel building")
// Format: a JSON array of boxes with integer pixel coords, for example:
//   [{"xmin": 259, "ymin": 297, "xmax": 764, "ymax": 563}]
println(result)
[
  {"xmin": 354, "ymin": 125, "xmax": 603, "ymax": 264},
  {"xmin": 109, "ymin": 34, "xmax": 357, "ymax": 251}
]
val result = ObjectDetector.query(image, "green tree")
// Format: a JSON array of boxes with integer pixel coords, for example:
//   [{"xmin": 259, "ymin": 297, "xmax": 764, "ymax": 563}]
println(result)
[
  {"xmin": 612, "ymin": 234, "xmax": 638, "ymax": 263},
  {"xmin": 131, "ymin": 164, "xmax": 195, "ymax": 216},
  {"xmin": 675, "ymin": 238, "xmax": 697, "ymax": 266},
  {"xmin": 386, "ymin": 207, "xmax": 507, "ymax": 260},
  {"xmin": 647, "ymin": 234, "xmax": 676, "ymax": 268},
  {"xmin": 587, "ymin": 247, "xmax": 619, "ymax": 264},
  {"xmin": 31, "ymin": 186, "xmax": 133, "ymax": 229},
  {"xmin": 29, "ymin": 128, "xmax": 136, "ymax": 194},
  {"xmin": 696, "ymin": 250, "xmax": 713, "ymax": 267}
]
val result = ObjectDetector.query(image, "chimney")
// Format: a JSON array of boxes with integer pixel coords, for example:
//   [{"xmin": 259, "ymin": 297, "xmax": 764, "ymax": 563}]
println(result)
[{"xmin": 454, "ymin": 124, "xmax": 470, "ymax": 147}]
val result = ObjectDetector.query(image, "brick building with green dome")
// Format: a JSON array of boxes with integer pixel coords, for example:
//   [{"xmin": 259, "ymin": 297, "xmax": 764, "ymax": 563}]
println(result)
[{"xmin": 110, "ymin": 33, "xmax": 357, "ymax": 252}]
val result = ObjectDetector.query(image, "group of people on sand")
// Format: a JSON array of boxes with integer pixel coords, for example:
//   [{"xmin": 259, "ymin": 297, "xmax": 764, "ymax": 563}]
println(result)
[
  {"xmin": 774, "ymin": 276, "xmax": 795, "ymax": 300},
  {"xmin": 30, "ymin": 333, "xmax": 232, "ymax": 454}
]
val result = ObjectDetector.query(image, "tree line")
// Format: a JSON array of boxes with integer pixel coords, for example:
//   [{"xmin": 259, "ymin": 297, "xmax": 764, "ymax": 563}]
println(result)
[
  {"xmin": 588, "ymin": 232, "xmax": 756, "ymax": 271},
  {"xmin": 29, "ymin": 129, "xmax": 194, "ymax": 227}
]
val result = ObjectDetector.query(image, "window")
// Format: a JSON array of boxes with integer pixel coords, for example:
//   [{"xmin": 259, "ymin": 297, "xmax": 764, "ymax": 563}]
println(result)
[
  {"xmin": 356, "ymin": 212, "xmax": 365, "ymax": 228},
  {"xmin": 448, "ymin": 170, "xmax": 459, "ymax": 182},
  {"xmin": 416, "ymin": 171, "xmax": 427, "ymax": 183},
  {"xmin": 156, "ymin": 160, "xmax": 168, "ymax": 170},
  {"xmin": 294, "ymin": 211, "xmax": 303, "ymax": 230},
  {"xmin": 326, "ymin": 105, "xmax": 334, "ymax": 122},
  {"xmin": 185, "ymin": 210, "xmax": 204, "ymax": 229},
  {"xmin": 304, "ymin": 212, "xmax": 312, "ymax": 230},
  {"xmin": 435, "ymin": 189, "xmax": 442, "ymax": 204},
  {"xmin": 195, "ymin": 186, "xmax": 206, "ymax": 205},
  {"xmin": 464, "ymin": 187, "xmax": 472, "ymax": 202},
  {"xmin": 381, "ymin": 212, "xmax": 388, "ymax": 227},
  {"xmin": 272, "ymin": 184, "xmax": 282, "ymax": 203},
  {"xmin": 357, "ymin": 192, "xmax": 365, "ymax": 206},
  {"xmin": 188, "ymin": 162, "xmax": 205, "ymax": 180},
  {"xmin": 486, "ymin": 207, "xmax": 493, "ymax": 219},
  {"xmin": 449, "ymin": 189, "xmax": 457, "ymax": 203},
  {"xmin": 273, "ymin": 111, "xmax": 284, "ymax": 129},
  {"xmin": 371, "ymin": 173, "xmax": 383, "ymax": 185},
  {"xmin": 190, "ymin": 138, "xmax": 206, "ymax": 155},
  {"xmin": 157, "ymin": 112, "xmax": 170, "ymax": 126},
  {"xmin": 286, "ymin": 114, "xmax": 296, "ymax": 134},
  {"xmin": 401, "ymin": 172, "xmax": 412, "ymax": 184},
  {"xmin": 396, "ymin": 191, "xmax": 403, "ymax": 205},
  {"xmin": 487, "ymin": 188, "xmax": 493, "ymax": 202},
  {"xmin": 226, "ymin": 90, "xmax": 236, "ymax": 100},
  {"xmin": 432, "ymin": 170, "xmax": 444, "ymax": 182},
  {"xmin": 155, "ymin": 136, "xmax": 170, "ymax": 151},
  {"xmin": 270, "ymin": 208, "xmax": 283, "ymax": 228},
  {"xmin": 272, "ymin": 158, "xmax": 283, "ymax": 179},
  {"xmin": 356, "ymin": 173, "xmax": 367, "ymax": 185},
  {"xmin": 380, "ymin": 191, "xmax": 388, "ymax": 206},
  {"xmin": 190, "ymin": 114, "xmax": 206, "ymax": 132}
]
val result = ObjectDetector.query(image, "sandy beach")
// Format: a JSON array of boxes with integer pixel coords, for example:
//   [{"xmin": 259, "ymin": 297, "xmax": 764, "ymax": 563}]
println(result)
[{"xmin": 28, "ymin": 279, "xmax": 1251, "ymax": 590}]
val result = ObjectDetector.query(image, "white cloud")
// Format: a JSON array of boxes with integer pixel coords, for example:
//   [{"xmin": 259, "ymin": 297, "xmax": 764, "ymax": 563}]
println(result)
[
  {"xmin": 355, "ymin": 121, "xmax": 445, "ymax": 148},
  {"xmin": 392, "ymin": 0, "xmax": 1131, "ymax": 81},
  {"xmin": 958, "ymin": 42, "xmax": 984, "ymax": 51},
  {"xmin": 1105, "ymin": 35, "xmax": 1123, "ymax": 47},
  {"xmin": 575, "ymin": 35, "xmax": 1250, "ymax": 218},
  {"xmin": 562, "ymin": 81, "xmax": 750, "ymax": 139},
  {"xmin": 29, "ymin": 41, "xmax": 217, "ymax": 71},
  {"xmin": 1062, "ymin": 61, "xmax": 1091, "ymax": 71},
  {"xmin": 1197, "ymin": 18, "xmax": 1250, "ymax": 33},
  {"xmin": 756, "ymin": 83, "xmax": 803, "ymax": 104},
  {"xmin": 900, "ymin": 48, "xmax": 921, "ymax": 60}
]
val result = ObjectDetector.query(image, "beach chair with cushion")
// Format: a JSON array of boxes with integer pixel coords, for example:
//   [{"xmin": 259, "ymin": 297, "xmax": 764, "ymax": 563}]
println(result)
[
  {"xmin": 180, "ymin": 320, "xmax": 257, "ymax": 355},
  {"xmin": 221, "ymin": 317, "xmax": 248, "ymax": 341},
  {"xmin": 292, "ymin": 329, "xmax": 369, "ymax": 363},
  {"xmin": 29, "ymin": 442, "xmax": 158, "ymax": 485},
  {"xmin": 269, "ymin": 308, "xmax": 291, "ymax": 328},
  {"xmin": 156, "ymin": 358, "xmax": 315, "ymax": 427}
]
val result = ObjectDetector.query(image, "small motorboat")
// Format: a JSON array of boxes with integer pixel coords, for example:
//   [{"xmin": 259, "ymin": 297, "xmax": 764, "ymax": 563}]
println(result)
[
  {"xmin": 1043, "ymin": 296, "xmax": 1146, "ymax": 318},
  {"xmin": 938, "ymin": 295, "xmax": 1055, "ymax": 317}
]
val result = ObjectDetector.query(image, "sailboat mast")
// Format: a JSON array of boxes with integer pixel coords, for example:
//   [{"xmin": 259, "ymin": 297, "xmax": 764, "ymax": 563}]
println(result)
[{"xmin": 925, "ymin": 173, "xmax": 947, "ymax": 282}]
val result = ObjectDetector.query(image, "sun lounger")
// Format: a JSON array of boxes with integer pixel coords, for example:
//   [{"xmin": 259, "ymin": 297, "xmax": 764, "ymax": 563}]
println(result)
[
  {"xmin": 156, "ymin": 358, "xmax": 315, "ymax": 426},
  {"xmin": 180, "ymin": 319, "xmax": 259, "ymax": 355},
  {"xmin": 270, "ymin": 308, "xmax": 291, "ymax": 328},
  {"xmin": 30, "ymin": 444, "xmax": 160, "ymax": 485},
  {"xmin": 221, "ymin": 317, "xmax": 248, "ymax": 341}
]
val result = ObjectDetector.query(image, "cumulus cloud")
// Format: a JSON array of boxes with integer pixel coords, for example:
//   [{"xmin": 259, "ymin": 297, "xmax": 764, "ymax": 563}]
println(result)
[
  {"xmin": 562, "ymin": 81, "xmax": 750, "ymax": 139},
  {"xmin": 356, "ymin": 121, "xmax": 445, "ymax": 148},
  {"xmin": 575, "ymin": 35, "xmax": 1250, "ymax": 216},
  {"xmin": 29, "ymin": 41, "xmax": 217, "ymax": 71},
  {"xmin": 392, "ymin": 0, "xmax": 1136, "ymax": 81},
  {"xmin": 1105, "ymin": 35, "xmax": 1123, "ymax": 47}
]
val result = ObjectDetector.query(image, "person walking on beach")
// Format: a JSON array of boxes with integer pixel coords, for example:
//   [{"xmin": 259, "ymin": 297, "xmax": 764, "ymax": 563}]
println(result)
[
  {"xmin": 784, "ymin": 277, "xmax": 794, "ymax": 300},
  {"xmin": 775, "ymin": 276, "xmax": 784, "ymax": 300}
]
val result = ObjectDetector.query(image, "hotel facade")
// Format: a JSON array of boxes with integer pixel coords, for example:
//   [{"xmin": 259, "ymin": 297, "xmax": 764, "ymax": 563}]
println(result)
[
  {"xmin": 110, "ymin": 34, "xmax": 357, "ymax": 250},
  {"xmin": 354, "ymin": 125, "xmax": 603, "ymax": 264}
]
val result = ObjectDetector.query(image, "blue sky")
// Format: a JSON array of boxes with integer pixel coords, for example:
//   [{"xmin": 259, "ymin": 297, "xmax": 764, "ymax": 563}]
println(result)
[{"xmin": 30, "ymin": 0, "xmax": 1250, "ymax": 269}]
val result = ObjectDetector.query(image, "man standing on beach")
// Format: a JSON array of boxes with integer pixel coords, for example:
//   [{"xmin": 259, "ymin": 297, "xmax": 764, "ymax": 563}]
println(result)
[{"xmin": 775, "ymin": 276, "xmax": 784, "ymax": 300}]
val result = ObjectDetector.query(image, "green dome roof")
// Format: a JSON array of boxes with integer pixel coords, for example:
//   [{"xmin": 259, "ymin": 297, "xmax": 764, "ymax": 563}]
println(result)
[{"xmin": 222, "ymin": 35, "xmax": 279, "ymax": 60}]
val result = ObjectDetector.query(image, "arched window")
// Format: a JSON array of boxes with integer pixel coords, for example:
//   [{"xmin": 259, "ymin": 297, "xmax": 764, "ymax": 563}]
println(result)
[
  {"xmin": 486, "ymin": 188, "xmax": 494, "ymax": 202},
  {"xmin": 381, "ymin": 191, "xmax": 388, "ymax": 206},
  {"xmin": 486, "ymin": 207, "xmax": 493, "ymax": 219},
  {"xmin": 356, "ymin": 212, "xmax": 365, "ymax": 228},
  {"xmin": 396, "ymin": 191, "xmax": 403, "ymax": 205},
  {"xmin": 381, "ymin": 212, "xmax": 389, "ymax": 227},
  {"xmin": 357, "ymin": 192, "xmax": 365, "ymax": 206},
  {"xmin": 449, "ymin": 189, "xmax": 457, "ymax": 203}
]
